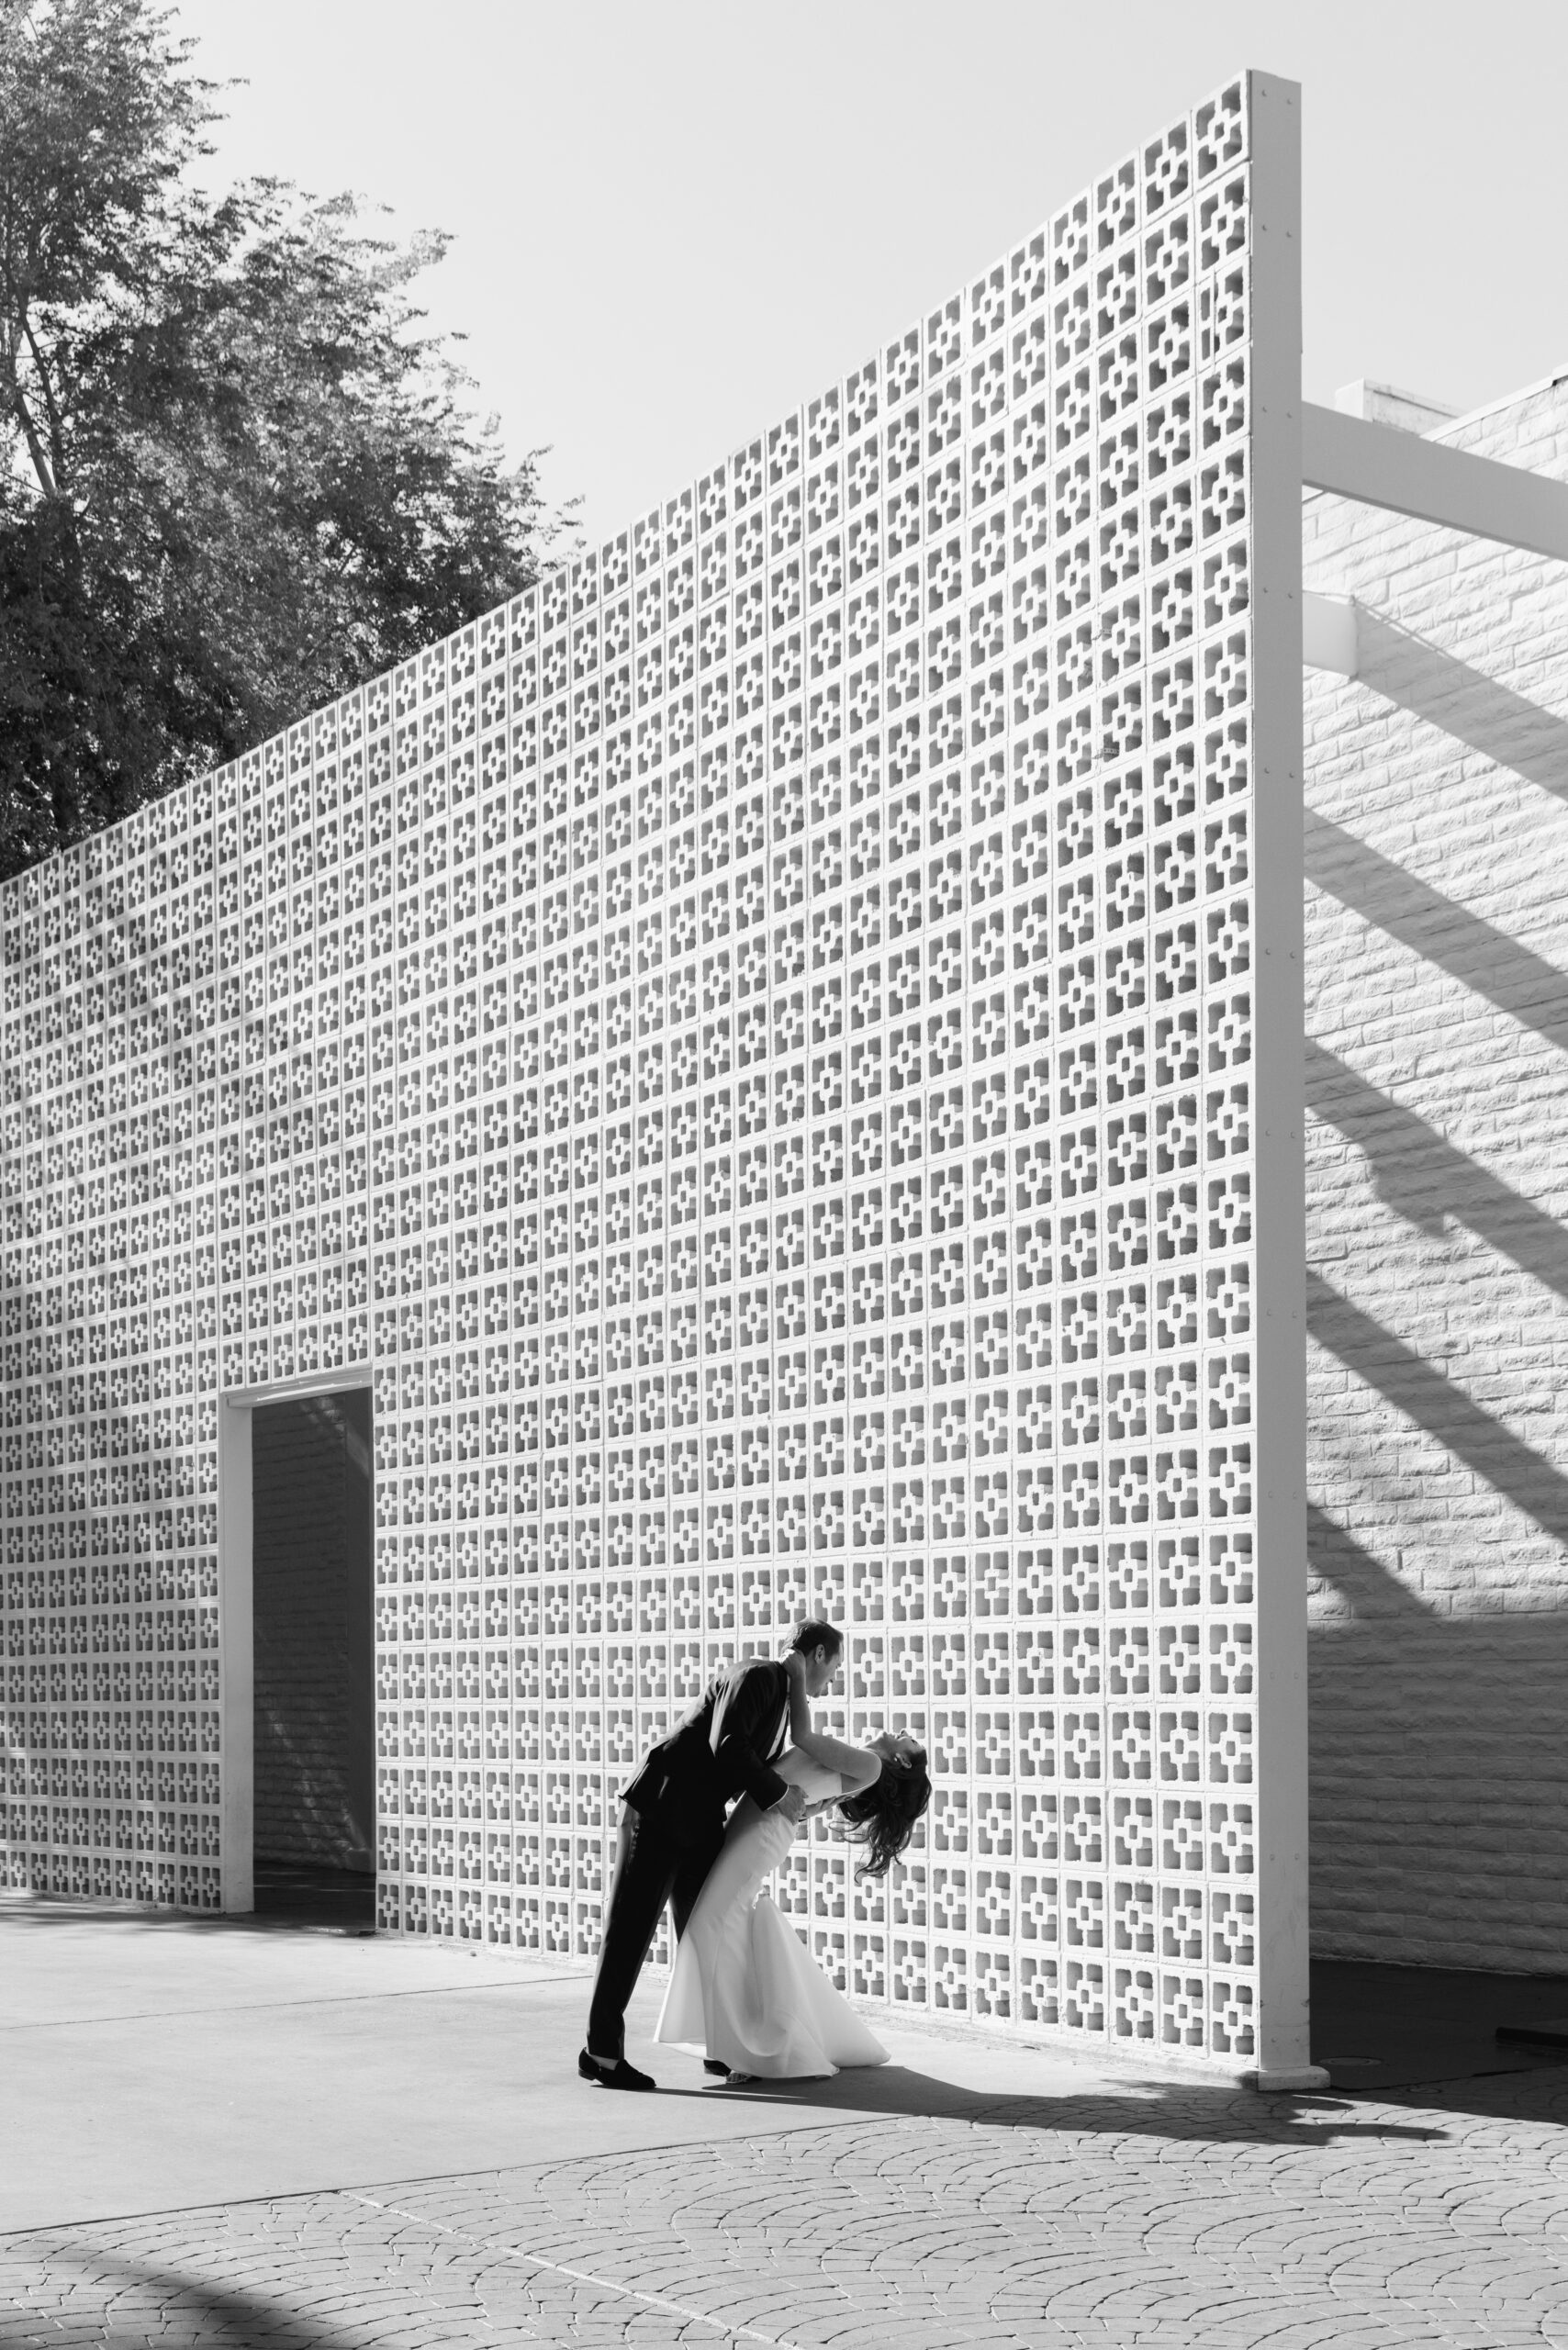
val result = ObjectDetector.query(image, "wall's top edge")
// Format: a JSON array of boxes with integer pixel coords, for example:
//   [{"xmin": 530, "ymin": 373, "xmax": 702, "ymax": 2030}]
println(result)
[
  {"xmin": 554, "ymin": 61, "xmax": 1260, "ymax": 591},
  {"xmin": 1424, "ymin": 363, "xmax": 1568, "ymax": 444},
  {"xmin": 4, "ymin": 62, "xmax": 1260, "ymax": 928},
  {"xmin": 1299, "ymin": 364, "xmax": 1568, "ymax": 522}
]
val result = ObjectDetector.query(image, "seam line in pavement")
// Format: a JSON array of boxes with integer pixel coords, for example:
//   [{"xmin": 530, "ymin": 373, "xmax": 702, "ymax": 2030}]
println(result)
[
  {"xmin": 0, "ymin": 2116, "xmax": 882, "ymax": 2243},
  {"xmin": 348, "ymin": 2188, "xmax": 806, "ymax": 2347}
]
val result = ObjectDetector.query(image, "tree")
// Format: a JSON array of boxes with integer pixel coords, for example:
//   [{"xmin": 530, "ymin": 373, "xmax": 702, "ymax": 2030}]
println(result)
[{"xmin": 0, "ymin": 0, "xmax": 561, "ymax": 878}]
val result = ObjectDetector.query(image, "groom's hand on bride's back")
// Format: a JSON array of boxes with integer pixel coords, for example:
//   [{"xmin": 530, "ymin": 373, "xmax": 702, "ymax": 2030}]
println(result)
[{"xmin": 777, "ymin": 1785, "xmax": 809, "ymax": 1822}]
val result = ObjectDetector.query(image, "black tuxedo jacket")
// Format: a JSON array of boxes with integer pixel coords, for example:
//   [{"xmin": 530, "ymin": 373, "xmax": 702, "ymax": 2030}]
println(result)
[{"xmin": 621, "ymin": 1657, "xmax": 791, "ymax": 1852}]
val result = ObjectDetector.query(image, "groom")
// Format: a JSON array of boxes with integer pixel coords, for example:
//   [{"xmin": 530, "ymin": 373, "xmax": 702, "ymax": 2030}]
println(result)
[{"xmin": 578, "ymin": 1619, "xmax": 844, "ymax": 2090}]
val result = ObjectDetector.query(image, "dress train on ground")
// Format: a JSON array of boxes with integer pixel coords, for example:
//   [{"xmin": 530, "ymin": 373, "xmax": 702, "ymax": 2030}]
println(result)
[{"xmin": 655, "ymin": 1751, "xmax": 889, "ymax": 2080}]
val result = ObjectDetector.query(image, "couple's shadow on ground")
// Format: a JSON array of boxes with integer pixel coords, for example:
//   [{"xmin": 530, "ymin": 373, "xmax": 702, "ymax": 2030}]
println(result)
[{"xmin": 651, "ymin": 2061, "xmax": 1447, "ymax": 2143}]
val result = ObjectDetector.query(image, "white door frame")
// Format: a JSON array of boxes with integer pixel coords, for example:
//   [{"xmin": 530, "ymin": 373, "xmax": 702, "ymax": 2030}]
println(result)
[{"xmin": 218, "ymin": 1365, "xmax": 374, "ymax": 1912}]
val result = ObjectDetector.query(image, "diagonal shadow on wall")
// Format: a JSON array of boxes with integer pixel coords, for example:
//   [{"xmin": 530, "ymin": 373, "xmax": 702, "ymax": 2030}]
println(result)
[
  {"xmin": 1305, "ymin": 610, "xmax": 1568, "ymax": 1969},
  {"xmin": 1305, "ymin": 810, "xmax": 1568, "ymax": 1055},
  {"xmin": 1306, "ymin": 1502, "xmax": 1433, "ymax": 1619},
  {"xmin": 1350, "ymin": 607, "xmax": 1568, "ymax": 804},
  {"xmin": 1305, "ymin": 1269, "xmax": 1568, "ymax": 1550},
  {"xmin": 1306, "ymin": 1041, "xmax": 1568, "ymax": 1298}
]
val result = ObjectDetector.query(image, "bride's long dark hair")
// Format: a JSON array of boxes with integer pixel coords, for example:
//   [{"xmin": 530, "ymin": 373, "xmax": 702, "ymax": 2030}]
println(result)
[{"xmin": 836, "ymin": 1747, "xmax": 932, "ymax": 1879}]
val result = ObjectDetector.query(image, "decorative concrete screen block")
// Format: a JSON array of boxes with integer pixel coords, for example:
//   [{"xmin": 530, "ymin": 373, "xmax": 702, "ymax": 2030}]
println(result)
[{"xmin": 0, "ymin": 72, "xmax": 1308, "ymax": 2070}]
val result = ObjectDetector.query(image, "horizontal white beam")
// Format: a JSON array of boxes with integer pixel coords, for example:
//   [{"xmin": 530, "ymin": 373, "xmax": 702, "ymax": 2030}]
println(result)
[
  {"xmin": 1302, "ymin": 590, "xmax": 1358, "ymax": 677},
  {"xmin": 1302, "ymin": 401, "xmax": 1568, "ymax": 565},
  {"xmin": 224, "ymin": 1364, "xmax": 374, "ymax": 1409}
]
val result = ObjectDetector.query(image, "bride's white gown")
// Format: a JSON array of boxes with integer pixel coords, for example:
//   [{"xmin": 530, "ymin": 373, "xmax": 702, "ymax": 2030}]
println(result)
[{"xmin": 655, "ymin": 1748, "xmax": 889, "ymax": 2078}]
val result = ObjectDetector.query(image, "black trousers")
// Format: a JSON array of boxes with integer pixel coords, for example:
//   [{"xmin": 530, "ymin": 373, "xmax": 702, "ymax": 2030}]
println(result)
[{"xmin": 585, "ymin": 1803, "xmax": 721, "ymax": 2062}]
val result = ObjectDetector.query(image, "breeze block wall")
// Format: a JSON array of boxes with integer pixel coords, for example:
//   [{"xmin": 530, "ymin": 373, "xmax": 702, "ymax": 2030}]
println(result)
[
  {"xmin": 0, "ymin": 70, "xmax": 1310, "ymax": 2067},
  {"xmin": 1304, "ymin": 375, "xmax": 1568, "ymax": 1971}
]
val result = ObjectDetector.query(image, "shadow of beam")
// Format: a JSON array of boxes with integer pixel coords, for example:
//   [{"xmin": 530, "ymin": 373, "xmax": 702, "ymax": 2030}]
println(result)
[
  {"xmin": 1306, "ymin": 1501, "xmax": 1434, "ymax": 1619},
  {"xmin": 1305, "ymin": 1040, "xmax": 1568, "ymax": 1301},
  {"xmin": 1350, "ymin": 607, "xmax": 1568, "ymax": 805},
  {"xmin": 1305, "ymin": 809, "xmax": 1568, "ymax": 1055},
  {"xmin": 1306, "ymin": 1269, "xmax": 1568, "ymax": 1547}
]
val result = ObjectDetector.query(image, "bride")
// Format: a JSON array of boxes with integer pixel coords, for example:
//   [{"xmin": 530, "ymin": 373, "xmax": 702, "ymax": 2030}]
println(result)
[{"xmin": 656, "ymin": 1702, "xmax": 931, "ymax": 2081}]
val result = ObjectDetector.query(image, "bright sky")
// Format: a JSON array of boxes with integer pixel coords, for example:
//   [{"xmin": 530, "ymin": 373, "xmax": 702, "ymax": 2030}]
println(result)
[{"xmin": 183, "ymin": 0, "xmax": 1568, "ymax": 553}]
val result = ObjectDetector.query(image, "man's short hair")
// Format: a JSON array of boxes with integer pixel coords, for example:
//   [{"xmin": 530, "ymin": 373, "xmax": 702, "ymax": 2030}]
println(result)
[{"xmin": 790, "ymin": 1618, "xmax": 844, "ymax": 1661}]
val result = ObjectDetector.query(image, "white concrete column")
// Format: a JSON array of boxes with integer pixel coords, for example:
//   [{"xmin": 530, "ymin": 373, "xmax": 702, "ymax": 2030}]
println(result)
[{"xmin": 1249, "ymin": 69, "xmax": 1324, "ymax": 2091}]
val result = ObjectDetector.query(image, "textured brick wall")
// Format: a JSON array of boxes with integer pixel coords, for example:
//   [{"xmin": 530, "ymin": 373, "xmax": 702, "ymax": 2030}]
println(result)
[
  {"xmin": 1304, "ymin": 375, "xmax": 1568, "ymax": 1969},
  {"xmin": 252, "ymin": 1392, "xmax": 374, "ymax": 1871}
]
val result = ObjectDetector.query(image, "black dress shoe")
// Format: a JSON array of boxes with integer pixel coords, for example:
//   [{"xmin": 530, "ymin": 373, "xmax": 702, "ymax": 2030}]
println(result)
[
  {"xmin": 578, "ymin": 2047, "xmax": 655, "ymax": 2091},
  {"xmin": 703, "ymin": 2058, "xmax": 730, "ymax": 2076}
]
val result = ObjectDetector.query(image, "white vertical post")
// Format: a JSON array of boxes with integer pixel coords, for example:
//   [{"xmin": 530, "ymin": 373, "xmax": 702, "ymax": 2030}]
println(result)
[
  {"xmin": 218, "ymin": 1396, "xmax": 254, "ymax": 1913},
  {"xmin": 1248, "ymin": 71, "xmax": 1321, "ymax": 2088}
]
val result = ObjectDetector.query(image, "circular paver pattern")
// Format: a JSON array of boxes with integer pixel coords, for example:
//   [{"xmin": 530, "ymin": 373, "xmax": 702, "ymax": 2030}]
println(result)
[{"xmin": 5, "ymin": 2070, "xmax": 1568, "ymax": 2347}]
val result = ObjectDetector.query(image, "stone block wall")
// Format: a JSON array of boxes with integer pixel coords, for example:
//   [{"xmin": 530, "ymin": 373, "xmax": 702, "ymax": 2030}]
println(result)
[{"xmin": 1304, "ymin": 374, "xmax": 1568, "ymax": 1969}]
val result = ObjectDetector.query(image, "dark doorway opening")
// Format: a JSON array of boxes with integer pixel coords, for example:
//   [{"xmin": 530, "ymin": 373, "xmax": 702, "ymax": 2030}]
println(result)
[{"xmin": 252, "ymin": 1389, "xmax": 375, "ymax": 1931}]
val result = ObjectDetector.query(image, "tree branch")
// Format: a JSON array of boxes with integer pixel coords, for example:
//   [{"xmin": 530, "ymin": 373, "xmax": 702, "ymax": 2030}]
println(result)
[
  {"xmin": 17, "ymin": 305, "xmax": 63, "ymax": 465},
  {"xmin": 5, "ymin": 361, "xmax": 59, "ymax": 499}
]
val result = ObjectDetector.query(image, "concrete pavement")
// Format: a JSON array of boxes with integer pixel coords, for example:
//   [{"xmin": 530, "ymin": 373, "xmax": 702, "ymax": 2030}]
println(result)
[{"xmin": 0, "ymin": 1896, "xmax": 1142, "ymax": 2232}]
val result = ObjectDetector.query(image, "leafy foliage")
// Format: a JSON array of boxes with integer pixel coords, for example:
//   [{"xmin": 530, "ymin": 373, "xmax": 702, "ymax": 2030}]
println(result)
[{"xmin": 0, "ymin": 0, "xmax": 558, "ymax": 877}]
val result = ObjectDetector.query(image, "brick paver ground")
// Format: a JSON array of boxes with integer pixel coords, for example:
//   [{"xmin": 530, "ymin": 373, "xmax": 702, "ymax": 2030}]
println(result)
[{"xmin": 6, "ymin": 2064, "xmax": 1568, "ymax": 2349}]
